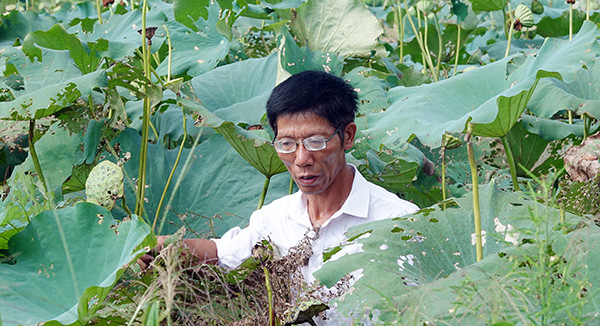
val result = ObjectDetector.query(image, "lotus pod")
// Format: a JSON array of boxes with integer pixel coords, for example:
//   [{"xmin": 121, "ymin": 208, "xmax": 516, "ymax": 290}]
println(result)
[
  {"xmin": 515, "ymin": 4, "xmax": 534, "ymax": 28},
  {"xmin": 85, "ymin": 161, "xmax": 124, "ymax": 210},
  {"xmin": 416, "ymin": 0, "xmax": 432, "ymax": 13},
  {"xmin": 531, "ymin": 0, "xmax": 544, "ymax": 14}
]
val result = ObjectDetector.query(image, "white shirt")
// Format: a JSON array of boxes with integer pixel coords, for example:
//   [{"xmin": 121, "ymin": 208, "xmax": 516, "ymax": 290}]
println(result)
[{"xmin": 213, "ymin": 164, "xmax": 419, "ymax": 282}]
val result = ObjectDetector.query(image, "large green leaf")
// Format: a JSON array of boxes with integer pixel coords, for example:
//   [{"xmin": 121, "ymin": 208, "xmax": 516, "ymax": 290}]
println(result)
[
  {"xmin": 0, "ymin": 169, "xmax": 53, "ymax": 250},
  {"xmin": 2, "ymin": 47, "xmax": 83, "ymax": 98},
  {"xmin": 0, "ymin": 202, "xmax": 152, "ymax": 326},
  {"xmin": 364, "ymin": 21, "xmax": 600, "ymax": 148},
  {"xmin": 189, "ymin": 53, "xmax": 278, "ymax": 125},
  {"xmin": 173, "ymin": 0, "xmax": 209, "ymax": 30},
  {"xmin": 289, "ymin": 0, "xmax": 385, "ymax": 58},
  {"xmin": 470, "ymin": 0, "xmax": 507, "ymax": 12},
  {"xmin": 278, "ymin": 27, "xmax": 344, "ymax": 76},
  {"xmin": 155, "ymin": 3, "xmax": 229, "ymax": 77},
  {"xmin": 111, "ymin": 128, "xmax": 289, "ymax": 236},
  {"xmin": 521, "ymin": 114, "xmax": 587, "ymax": 141},
  {"xmin": 0, "ymin": 10, "xmax": 57, "ymax": 45},
  {"xmin": 315, "ymin": 183, "xmax": 586, "ymax": 319},
  {"xmin": 537, "ymin": 9, "xmax": 600, "ymax": 38},
  {"xmin": 22, "ymin": 24, "xmax": 107, "ymax": 74},
  {"xmin": 0, "ymin": 69, "xmax": 107, "ymax": 120},
  {"xmin": 180, "ymin": 99, "xmax": 287, "ymax": 178},
  {"xmin": 528, "ymin": 62, "xmax": 600, "ymax": 120},
  {"xmin": 14, "ymin": 123, "xmax": 85, "ymax": 192},
  {"xmin": 71, "ymin": 8, "xmax": 167, "ymax": 61},
  {"xmin": 505, "ymin": 120, "xmax": 549, "ymax": 177}
]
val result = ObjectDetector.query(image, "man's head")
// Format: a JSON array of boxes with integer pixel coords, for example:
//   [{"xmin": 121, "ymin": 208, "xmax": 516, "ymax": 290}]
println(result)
[
  {"xmin": 266, "ymin": 71, "xmax": 359, "ymax": 196},
  {"xmin": 266, "ymin": 70, "xmax": 359, "ymax": 139}
]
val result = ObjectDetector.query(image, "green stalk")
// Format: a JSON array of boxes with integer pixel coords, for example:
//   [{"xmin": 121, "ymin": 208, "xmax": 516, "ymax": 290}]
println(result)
[
  {"xmin": 263, "ymin": 266, "xmax": 275, "ymax": 326},
  {"xmin": 153, "ymin": 110, "xmax": 187, "ymax": 232},
  {"xmin": 500, "ymin": 135, "xmax": 521, "ymax": 191},
  {"xmin": 568, "ymin": 4, "xmax": 574, "ymax": 125},
  {"xmin": 396, "ymin": 0, "xmax": 405, "ymax": 63},
  {"xmin": 453, "ymin": 23, "xmax": 461, "ymax": 77},
  {"xmin": 135, "ymin": 0, "xmax": 151, "ymax": 218},
  {"xmin": 289, "ymin": 176, "xmax": 294, "ymax": 195},
  {"xmin": 569, "ymin": 3, "xmax": 574, "ymax": 41},
  {"xmin": 467, "ymin": 123, "xmax": 483, "ymax": 262},
  {"xmin": 257, "ymin": 176, "xmax": 271, "ymax": 210},
  {"xmin": 433, "ymin": 13, "xmax": 443, "ymax": 78},
  {"xmin": 404, "ymin": 0, "xmax": 438, "ymax": 81},
  {"xmin": 587, "ymin": 0, "xmax": 591, "ymax": 20},
  {"xmin": 28, "ymin": 120, "xmax": 48, "ymax": 193},
  {"xmin": 441, "ymin": 146, "xmax": 447, "ymax": 202},
  {"xmin": 158, "ymin": 122, "xmax": 204, "ymax": 234},
  {"xmin": 163, "ymin": 24, "xmax": 173, "ymax": 82},
  {"xmin": 95, "ymin": 0, "xmax": 103, "ymax": 24},
  {"xmin": 88, "ymin": 93, "xmax": 95, "ymax": 117}
]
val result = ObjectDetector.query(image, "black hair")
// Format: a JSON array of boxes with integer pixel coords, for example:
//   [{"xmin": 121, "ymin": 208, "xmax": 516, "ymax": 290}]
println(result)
[{"xmin": 266, "ymin": 70, "xmax": 359, "ymax": 141}]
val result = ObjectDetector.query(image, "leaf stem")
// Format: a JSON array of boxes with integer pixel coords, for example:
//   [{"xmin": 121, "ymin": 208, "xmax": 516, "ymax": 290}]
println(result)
[
  {"xmin": 95, "ymin": 0, "xmax": 103, "ymax": 24},
  {"xmin": 504, "ymin": 1, "xmax": 515, "ymax": 58},
  {"xmin": 163, "ymin": 24, "xmax": 173, "ymax": 82},
  {"xmin": 500, "ymin": 135, "xmax": 520, "ymax": 191},
  {"xmin": 257, "ymin": 176, "xmax": 271, "ymax": 210},
  {"xmin": 433, "ymin": 13, "xmax": 443, "ymax": 78},
  {"xmin": 466, "ymin": 123, "xmax": 482, "ymax": 262},
  {"xmin": 135, "ymin": 0, "xmax": 151, "ymax": 218},
  {"xmin": 569, "ymin": 3, "xmax": 574, "ymax": 41},
  {"xmin": 587, "ymin": 0, "xmax": 591, "ymax": 20},
  {"xmin": 28, "ymin": 120, "xmax": 48, "ymax": 194},
  {"xmin": 263, "ymin": 266, "xmax": 275, "ymax": 326},
  {"xmin": 396, "ymin": 0, "xmax": 404, "ymax": 63},
  {"xmin": 153, "ymin": 110, "xmax": 187, "ymax": 232},
  {"xmin": 289, "ymin": 176, "xmax": 294, "ymax": 195},
  {"xmin": 453, "ymin": 23, "xmax": 461, "ymax": 77},
  {"xmin": 404, "ymin": 0, "xmax": 438, "ymax": 81},
  {"xmin": 441, "ymin": 146, "xmax": 447, "ymax": 202}
]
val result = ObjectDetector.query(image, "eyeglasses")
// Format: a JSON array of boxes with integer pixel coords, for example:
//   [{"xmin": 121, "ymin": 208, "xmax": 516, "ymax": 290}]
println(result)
[{"xmin": 272, "ymin": 126, "xmax": 342, "ymax": 154}]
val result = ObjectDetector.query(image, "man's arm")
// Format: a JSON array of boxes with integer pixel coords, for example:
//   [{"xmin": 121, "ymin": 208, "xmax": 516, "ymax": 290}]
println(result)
[{"xmin": 137, "ymin": 236, "xmax": 218, "ymax": 270}]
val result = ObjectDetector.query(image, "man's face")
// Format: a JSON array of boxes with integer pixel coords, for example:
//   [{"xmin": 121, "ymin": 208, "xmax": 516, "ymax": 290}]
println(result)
[{"xmin": 275, "ymin": 113, "xmax": 355, "ymax": 196}]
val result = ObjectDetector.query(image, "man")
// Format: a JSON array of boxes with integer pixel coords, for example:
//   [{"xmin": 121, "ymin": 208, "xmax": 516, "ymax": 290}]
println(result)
[{"xmin": 139, "ymin": 69, "xmax": 418, "ymax": 298}]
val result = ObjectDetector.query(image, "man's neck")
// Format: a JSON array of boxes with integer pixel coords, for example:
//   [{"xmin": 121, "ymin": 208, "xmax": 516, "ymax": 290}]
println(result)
[{"xmin": 306, "ymin": 165, "xmax": 355, "ymax": 228}]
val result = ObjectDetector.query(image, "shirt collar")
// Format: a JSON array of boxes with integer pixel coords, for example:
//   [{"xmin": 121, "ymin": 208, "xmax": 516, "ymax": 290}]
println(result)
[{"xmin": 288, "ymin": 164, "xmax": 371, "ymax": 227}]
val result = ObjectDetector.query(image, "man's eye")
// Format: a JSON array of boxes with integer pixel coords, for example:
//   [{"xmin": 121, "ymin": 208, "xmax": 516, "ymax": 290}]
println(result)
[
  {"xmin": 279, "ymin": 140, "xmax": 295, "ymax": 147},
  {"xmin": 307, "ymin": 138, "xmax": 325, "ymax": 147}
]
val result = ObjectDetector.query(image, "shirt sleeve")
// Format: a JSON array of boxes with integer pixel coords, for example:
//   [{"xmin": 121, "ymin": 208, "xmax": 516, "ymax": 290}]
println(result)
[{"xmin": 212, "ymin": 211, "xmax": 264, "ymax": 269}]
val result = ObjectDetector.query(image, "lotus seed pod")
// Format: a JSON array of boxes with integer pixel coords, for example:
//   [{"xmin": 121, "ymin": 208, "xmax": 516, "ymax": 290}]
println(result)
[
  {"xmin": 85, "ymin": 161, "xmax": 124, "ymax": 210},
  {"xmin": 531, "ymin": 0, "xmax": 544, "ymax": 14},
  {"xmin": 416, "ymin": 0, "xmax": 432, "ymax": 13},
  {"xmin": 515, "ymin": 4, "xmax": 534, "ymax": 28}
]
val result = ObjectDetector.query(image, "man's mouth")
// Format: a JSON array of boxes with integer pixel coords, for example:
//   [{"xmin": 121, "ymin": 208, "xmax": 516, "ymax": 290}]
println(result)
[{"xmin": 298, "ymin": 175, "xmax": 318, "ymax": 184}]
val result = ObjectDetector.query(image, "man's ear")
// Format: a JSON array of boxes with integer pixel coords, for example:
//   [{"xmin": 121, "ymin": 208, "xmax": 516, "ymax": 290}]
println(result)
[{"xmin": 343, "ymin": 122, "xmax": 357, "ymax": 150}]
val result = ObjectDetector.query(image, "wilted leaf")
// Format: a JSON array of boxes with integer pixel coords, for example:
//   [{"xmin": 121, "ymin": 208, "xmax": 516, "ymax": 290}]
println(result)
[{"xmin": 564, "ymin": 131, "xmax": 600, "ymax": 182}]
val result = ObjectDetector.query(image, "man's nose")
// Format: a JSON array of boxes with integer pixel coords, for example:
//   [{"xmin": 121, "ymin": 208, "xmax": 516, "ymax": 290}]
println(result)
[{"xmin": 294, "ymin": 142, "xmax": 314, "ymax": 166}]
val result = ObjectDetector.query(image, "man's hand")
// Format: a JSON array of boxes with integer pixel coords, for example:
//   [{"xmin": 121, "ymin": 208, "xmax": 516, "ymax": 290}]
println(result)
[{"xmin": 137, "ymin": 235, "xmax": 168, "ymax": 271}]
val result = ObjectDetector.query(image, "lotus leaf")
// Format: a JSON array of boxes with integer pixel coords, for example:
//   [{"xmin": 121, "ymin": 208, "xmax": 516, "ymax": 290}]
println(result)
[
  {"xmin": 315, "ymin": 182, "xmax": 586, "ymax": 319},
  {"xmin": 111, "ymin": 128, "xmax": 289, "ymax": 236},
  {"xmin": 155, "ymin": 3, "xmax": 229, "ymax": 77},
  {"xmin": 189, "ymin": 53, "xmax": 278, "ymax": 125},
  {"xmin": 289, "ymin": 0, "xmax": 385, "ymax": 58},
  {"xmin": 0, "ymin": 202, "xmax": 152, "ymax": 326},
  {"xmin": 364, "ymin": 21, "xmax": 600, "ymax": 148}
]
